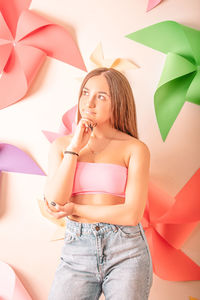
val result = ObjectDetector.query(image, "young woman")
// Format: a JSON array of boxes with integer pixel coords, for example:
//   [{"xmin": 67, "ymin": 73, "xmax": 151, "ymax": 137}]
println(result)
[{"xmin": 44, "ymin": 67, "xmax": 153, "ymax": 299}]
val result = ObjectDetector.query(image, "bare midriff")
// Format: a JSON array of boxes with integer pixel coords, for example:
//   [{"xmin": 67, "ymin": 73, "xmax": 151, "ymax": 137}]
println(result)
[{"xmin": 68, "ymin": 193, "xmax": 125, "ymax": 223}]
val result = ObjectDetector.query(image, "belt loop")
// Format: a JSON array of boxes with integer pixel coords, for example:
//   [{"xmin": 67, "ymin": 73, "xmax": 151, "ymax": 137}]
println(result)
[
  {"xmin": 76, "ymin": 223, "xmax": 82, "ymax": 237},
  {"xmin": 80, "ymin": 223, "xmax": 82, "ymax": 236},
  {"xmin": 112, "ymin": 224, "xmax": 119, "ymax": 232}
]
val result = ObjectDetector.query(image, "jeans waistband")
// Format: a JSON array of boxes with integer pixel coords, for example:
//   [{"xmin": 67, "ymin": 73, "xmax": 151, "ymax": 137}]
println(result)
[{"xmin": 65, "ymin": 217, "xmax": 141, "ymax": 236}]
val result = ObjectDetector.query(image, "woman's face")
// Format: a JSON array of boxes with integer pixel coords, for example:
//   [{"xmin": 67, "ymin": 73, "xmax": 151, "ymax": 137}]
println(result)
[{"xmin": 79, "ymin": 74, "xmax": 112, "ymax": 125}]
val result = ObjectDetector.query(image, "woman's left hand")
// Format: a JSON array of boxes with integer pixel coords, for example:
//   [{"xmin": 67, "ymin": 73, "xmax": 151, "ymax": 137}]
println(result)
[{"xmin": 44, "ymin": 198, "xmax": 74, "ymax": 219}]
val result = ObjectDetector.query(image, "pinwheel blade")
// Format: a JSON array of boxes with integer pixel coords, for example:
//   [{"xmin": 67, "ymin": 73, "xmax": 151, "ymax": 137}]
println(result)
[
  {"xmin": 126, "ymin": 21, "xmax": 200, "ymax": 140},
  {"xmin": 16, "ymin": 10, "xmax": 86, "ymax": 71},
  {"xmin": 146, "ymin": 0, "xmax": 163, "ymax": 12},
  {"xmin": 146, "ymin": 228, "xmax": 200, "ymax": 280},
  {"xmin": 0, "ymin": 143, "xmax": 45, "ymax": 175},
  {"xmin": 0, "ymin": 0, "xmax": 31, "ymax": 37},
  {"xmin": 126, "ymin": 21, "xmax": 200, "ymax": 62},
  {"xmin": 0, "ymin": 261, "xmax": 32, "ymax": 299}
]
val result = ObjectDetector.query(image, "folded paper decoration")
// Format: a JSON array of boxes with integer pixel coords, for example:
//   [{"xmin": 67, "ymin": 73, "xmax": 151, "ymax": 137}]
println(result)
[
  {"xmin": 142, "ymin": 168, "xmax": 200, "ymax": 281},
  {"xmin": 146, "ymin": 0, "xmax": 163, "ymax": 12},
  {"xmin": 126, "ymin": 21, "xmax": 200, "ymax": 141},
  {"xmin": 0, "ymin": 0, "xmax": 86, "ymax": 110},
  {"xmin": 0, "ymin": 143, "xmax": 45, "ymax": 175},
  {"xmin": 90, "ymin": 42, "xmax": 138, "ymax": 72},
  {"xmin": 59, "ymin": 105, "xmax": 78, "ymax": 135},
  {"xmin": 0, "ymin": 261, "xmax": 32, "ymax": 299},
  {"xmin": 42, "ymin": 105, "xmax": 78, "ymax": 142}
]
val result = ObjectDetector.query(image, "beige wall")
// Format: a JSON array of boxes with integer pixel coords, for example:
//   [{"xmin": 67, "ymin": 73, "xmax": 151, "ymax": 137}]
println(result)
[{"xmin": 0, "ymin": 0, "xmax": 199, "ymax": 299}]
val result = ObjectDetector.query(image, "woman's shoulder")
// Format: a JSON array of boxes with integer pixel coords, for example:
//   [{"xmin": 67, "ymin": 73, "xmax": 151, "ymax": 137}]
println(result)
[
  {"xmin": 128, "ymin": 138, "xmax": 150, "ymax": 166},
  {"xmin": 116, "ymin": 131, "xmax": 148, "ymax": 148},
  {"xmin": 117, "ymin": 132, "xmax": 150, "ymax": 165},
  {"xmin": 127, "ymin": 136, "xmax": 149, "ymax": 152}
]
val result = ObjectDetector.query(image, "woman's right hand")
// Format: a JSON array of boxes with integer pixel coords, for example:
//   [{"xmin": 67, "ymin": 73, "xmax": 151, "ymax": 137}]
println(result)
[{"xmin": 67, "ymin": 118, "xmax": 96, "ymax": 153}]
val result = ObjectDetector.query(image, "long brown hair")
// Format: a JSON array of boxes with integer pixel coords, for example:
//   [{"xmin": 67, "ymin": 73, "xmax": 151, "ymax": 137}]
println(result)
[{"xmin": 76, "ymin": 67, "xmax": 138, "ymax": 139}]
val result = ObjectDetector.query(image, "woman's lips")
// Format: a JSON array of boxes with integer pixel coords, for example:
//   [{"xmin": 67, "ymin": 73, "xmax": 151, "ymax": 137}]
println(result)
[{"xmin": 84, "ymin": 110, "xmax": 96, "ymax": 115}]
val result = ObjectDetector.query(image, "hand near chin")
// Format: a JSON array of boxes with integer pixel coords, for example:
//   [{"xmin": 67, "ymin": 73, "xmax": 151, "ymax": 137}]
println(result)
[
  {"xmin": 69, "ymin": 118, "xmax": 97, "ymax": 152},
  {"xmin": 44, "ymin": 198, "xmax": 74, "ymax": 219}
]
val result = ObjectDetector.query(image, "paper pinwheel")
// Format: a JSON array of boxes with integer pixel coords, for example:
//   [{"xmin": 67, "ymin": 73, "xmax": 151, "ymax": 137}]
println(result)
[
  {"xmin": 142, "ymin": 168, "xmax": 200, "ymax": 281},
  {"xmin": 126, "ymin": 21, "xmax": 200, "ymax": 141},
  {"xmin": 90, "ymin": 42, "xmax": 138, "ymax": 72},
  {"xmin": 0, "ymin": 261, "xmax": 32, "ymax": 299},
  {"xmin": 146, "ymin": 0, "xmax": 163, "ymax": 12},
  {"xmin": 42, "ymin": 104, "xmax": 78, "ymax": 143},
  {"xmin": 0, "ymin": 143, "xmax": 45, "ymax": 176},
  {"xmin": 0, "ymin": 0, "xmax": 86, "ymax": 110}
]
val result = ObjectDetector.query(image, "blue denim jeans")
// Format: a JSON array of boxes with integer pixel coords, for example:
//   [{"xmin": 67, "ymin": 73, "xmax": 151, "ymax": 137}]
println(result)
[{"xmin": 48, "ymin": 217, "xmax": 153, "ymax": 300}]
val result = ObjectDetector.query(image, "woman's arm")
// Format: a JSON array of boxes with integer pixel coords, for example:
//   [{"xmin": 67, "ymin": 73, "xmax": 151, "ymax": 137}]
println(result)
[
  {"xmin": 45, "ymin": 141, "xmax": 150, "ymax": 226},
  {"xmin": 44, "ymin": 118, "xmax": 102, "ymax": 206},
  {"xmin": 44, "ymin": 136, "xmax": 79, "ymax": 206}
]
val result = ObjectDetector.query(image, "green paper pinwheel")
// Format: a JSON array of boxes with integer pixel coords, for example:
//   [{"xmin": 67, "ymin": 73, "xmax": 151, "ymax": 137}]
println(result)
[{"xmin": 126, "ymin": 21, "xmax": 200, "ymax": 141}]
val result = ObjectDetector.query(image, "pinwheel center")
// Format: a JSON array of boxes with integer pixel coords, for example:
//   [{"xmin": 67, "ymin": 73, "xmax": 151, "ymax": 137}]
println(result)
[
  {"xmin": 197, "ymin": 65, "xmax": 200, "ymax": 71},
  {"xmin": 12, "ymin": 40, "xmax": 16, "ymax": 47}
]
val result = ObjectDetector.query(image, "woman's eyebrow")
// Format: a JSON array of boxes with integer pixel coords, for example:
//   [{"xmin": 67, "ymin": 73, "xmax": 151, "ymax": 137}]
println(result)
[
  {"xmin": 98, "ymin": 91, "xmax": 110, "ymax": 96},
  {"xmin": 83, "ymin": 87, "xmax": 110, "ymax": 96}
]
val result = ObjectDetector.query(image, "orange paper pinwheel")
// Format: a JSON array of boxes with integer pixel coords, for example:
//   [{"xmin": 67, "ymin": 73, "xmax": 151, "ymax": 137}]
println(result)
[
  {"xmin": 0, "ymin": 0, "xmax": 86, "ymax": 110},
  {"xmin": 142, "ymin": 169, "xmax": 200, "ymax": 281}
]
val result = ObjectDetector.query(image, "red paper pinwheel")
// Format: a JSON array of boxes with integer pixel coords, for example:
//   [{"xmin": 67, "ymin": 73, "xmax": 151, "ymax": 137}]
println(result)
[
  {"xmin": 0, "ymin": 0, "xmax": 86, "ymax": 110},
  {"xmin": 142, "ymin": 169, "xmax": 200, "ymax": 281}
]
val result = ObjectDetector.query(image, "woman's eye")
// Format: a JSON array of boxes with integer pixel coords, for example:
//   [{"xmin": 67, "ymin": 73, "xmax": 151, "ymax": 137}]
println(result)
[
  {"xmin": 98, "ymin": 94, "xmax": 105, "ymax": 100},
  {"xmin": 82, "ymin": 90, "xmax": 89, "ymax": 96}
]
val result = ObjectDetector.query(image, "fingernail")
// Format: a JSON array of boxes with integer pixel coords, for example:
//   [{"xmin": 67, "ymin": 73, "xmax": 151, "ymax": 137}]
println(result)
[{"xmin": 51, "ymin": 201, "xmax": 56, "ymax": 206}]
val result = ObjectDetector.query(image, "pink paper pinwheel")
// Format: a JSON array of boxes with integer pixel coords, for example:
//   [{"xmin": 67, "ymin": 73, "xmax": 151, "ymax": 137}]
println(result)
[
  {"xmin": 0, "ymin": 260, "xmax": 32, "ymax": 299},
  {"xmin": 0, "ymin": 0, "xmax": 86, "ymax": 110},
  {"xmin": 42, "ymin": 105, "xmax": 78, "ymax": 142},
  {"xmin": 146, "ymin": 0, "xmax": 163, "ymax": 12},
  {"xmin": 0, "ymin": 143, "xmax": 45, "ymax": 176},
  {"xmin": 142, "ymin": 168, "xmax": 200, "ymax": 281}
]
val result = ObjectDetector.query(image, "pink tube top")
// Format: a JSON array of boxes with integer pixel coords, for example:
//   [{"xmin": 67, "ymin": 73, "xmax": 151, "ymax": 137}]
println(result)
[{"xmin": 71, "ymin": 161, "xmax": 128, "ymax": 198}]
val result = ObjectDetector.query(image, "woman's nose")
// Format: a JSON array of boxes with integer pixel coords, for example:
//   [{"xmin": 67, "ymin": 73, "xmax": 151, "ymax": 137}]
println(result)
[{"xmin": 87, "ymin": 95, "xmax": 96, "ymax": 107}]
